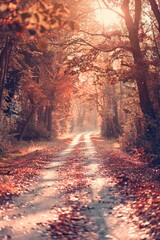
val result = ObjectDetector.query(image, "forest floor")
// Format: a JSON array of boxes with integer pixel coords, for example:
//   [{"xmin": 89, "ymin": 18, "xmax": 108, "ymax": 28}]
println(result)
[{"xmin": 0, "ymin": 132, "xmax": 160, "ymax": 240}]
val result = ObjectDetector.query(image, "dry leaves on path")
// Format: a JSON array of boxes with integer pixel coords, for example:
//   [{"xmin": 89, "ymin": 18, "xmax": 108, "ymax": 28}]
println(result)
[
  {"xmin": 0, "ymin": 138, "xmax": 71, "ymax": 205},
  {"xmin": 92, "ymin": 135, "xmax": 160, "ymax": 240}
]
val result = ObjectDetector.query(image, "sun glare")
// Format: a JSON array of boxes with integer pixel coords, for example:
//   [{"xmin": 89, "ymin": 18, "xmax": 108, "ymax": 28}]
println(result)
[
  {"xmin": 95, "ymin": 8, "xmax": 120, "ymax": 27},
  {"xmin": 94, "ymin": 0, "xmax": 122, "ymax": 27}
]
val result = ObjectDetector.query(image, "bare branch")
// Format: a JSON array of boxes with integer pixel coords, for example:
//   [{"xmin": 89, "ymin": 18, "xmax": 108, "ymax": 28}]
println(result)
[
  {"xmin": 50, "ymin": 36, "xmax": 131, "ymax": 54},
  {"xmin": 148, "ymin": 0, "xmax": 160, "ymax": 31},
  {"xmin": 80, "ymin": 30, "xmax": 106, "ymax": 37},
  {"xmin": 78, "ymin": 38, "xmax": 131, "ymax": 52},
  {"xmin": 81, "ymin": 29, "xmax": 128, "ymax": 39},
  {"xmin": 101, "ymin": 0, "xmax": 125, "ymax": 19}
]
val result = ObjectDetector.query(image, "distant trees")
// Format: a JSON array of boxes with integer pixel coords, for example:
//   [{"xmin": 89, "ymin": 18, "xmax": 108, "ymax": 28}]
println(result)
[
  {"xmin": 63, "ymin": 0, "xmax": 160, "ymax": 153},
  {"xmin": 1, "ymin": 0, "xmax": 160, "ymax": 156}
]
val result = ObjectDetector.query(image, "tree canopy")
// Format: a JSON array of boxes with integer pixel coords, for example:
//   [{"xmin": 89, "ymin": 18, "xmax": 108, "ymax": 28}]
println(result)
[{"xmin": 1, "ymin": 0, "xmax": 160, "ymax": 156}]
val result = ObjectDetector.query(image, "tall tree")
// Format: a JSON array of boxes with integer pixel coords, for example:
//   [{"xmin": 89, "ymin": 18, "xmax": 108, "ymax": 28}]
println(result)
[
  {"xmin": 149, "ymin": 0, "xmax": 160, "ymax": 31},
  {"xmin": 101, "ymin": 0, "xmax": 156, "ymax": 120}
]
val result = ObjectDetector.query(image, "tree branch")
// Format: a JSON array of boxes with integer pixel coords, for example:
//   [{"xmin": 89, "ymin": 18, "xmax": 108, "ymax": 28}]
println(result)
[
  {"xmin": 101, "ymin": 0, "xmax": 125, "ymax": 19},
  {"xmin": 78, "ymin": 38, "xmax": 131, "ymax": 52},
  {"xmin": 149, "ymin": 0, "xmax": 160, "ymax": 31},
  {"xmin": 50, "ymin": 37, "xmax": 131, "ymax": 54}
]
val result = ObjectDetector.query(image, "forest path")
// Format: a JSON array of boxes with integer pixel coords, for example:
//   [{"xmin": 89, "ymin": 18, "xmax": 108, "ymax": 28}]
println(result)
[{"xmin": 0, "ymin": 132, "xmax": 150, "ymax": 239}]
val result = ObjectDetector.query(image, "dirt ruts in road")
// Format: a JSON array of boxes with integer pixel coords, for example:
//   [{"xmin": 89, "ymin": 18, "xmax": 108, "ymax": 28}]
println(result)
[
  {"xmin": 0, "ymin": 132, "xmax": 150, "ymax": 240},
  {"xmin": 0, "ymin": 133, "xmax": 83, "ymax": 240}
]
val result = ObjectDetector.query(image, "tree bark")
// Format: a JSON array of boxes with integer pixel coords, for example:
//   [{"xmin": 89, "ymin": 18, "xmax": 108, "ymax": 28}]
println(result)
[
  {"xmin": 0, "ymin": 37, "xmax": 15, "ymax": 111},
  {"xmin": 18, "ymin": 95, "xmax": 36, "ymax": 140},
  {"xmin": 149, "ymin": 0, "xmax": 160, "ymax": 32},
  {"xmin": 47, "ymin": 106, "xmax": 53, "ymax": 132},
  {"xmin": 122, "ymin": 0, "xmax": 156, "ymax": 120},
  {"xmin": 37, "ymin": 106, "xmax": 44, "ymax": 125},
  {"xmin": 18, "ymin": 108, "xmax": 36, "ymax": 140},
  {"xmin": 102, "ymin": 85, "xmax": 120, "ymax": 138},
  {"xmin": 44, "ymin": 106, "xmax": 49, "ymax": 127}
]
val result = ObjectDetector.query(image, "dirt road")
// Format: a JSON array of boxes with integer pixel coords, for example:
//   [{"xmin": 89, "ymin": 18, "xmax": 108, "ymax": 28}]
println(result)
[{"xmin": 0, "ymin": 133, "xmax": 153, "ymax": 239}]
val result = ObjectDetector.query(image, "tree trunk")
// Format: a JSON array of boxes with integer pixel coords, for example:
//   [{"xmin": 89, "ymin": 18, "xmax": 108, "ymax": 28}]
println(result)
[
  {"xmin": 149, "ymin": 0, "xmax": 160, "ymax": 32},
  {"xmin": 44, "ymin": 106, "xmax": 49, "ymax": 127},
  {"xmin": 135, "ymin": 115, "xmax": 143, "ymax": 136},
  {"xmin": 19, "ymin": 108, "xmax": 36, "ymax": 140},
  {"xmin": 0, "ymin": 37, "xmax": 15, "ymax": 111},
  {"xmin": 101, "ymin": 85, "xmax": 120, "ymax": 138},
  {"xmin": 47, "ymin": 106, "xmax": 53, "ymax": 132},
  {"xmin": 19, "ymin": 95, "xmax": 36, "ymax": 140},
  {"xmin": 112, "ymin": 90, "xmax": 121, "ymax": 135},
  {"xmin": 122, "ymin": 0, "xmax": 156, "ymax": 120},
  {"xmin": 102, "ymin": 117, "xmax": 118, "ymax": 138},
  {"xmin": 136, "ymin": 61, "xmax": 155, "ymax": 120},
  {"xmin": 37, "ymin": 106, "xmax": 44, "ymax": 125}
]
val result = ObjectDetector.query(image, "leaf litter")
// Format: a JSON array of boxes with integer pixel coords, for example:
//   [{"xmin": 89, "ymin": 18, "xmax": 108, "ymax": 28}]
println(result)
[
  {"xmin": 1, "ymin": 133, "xmax": 159, "ymax": 239},
  {"xmin": 92, "ymin": 134, "xmax": 160, "ymax": 240},
  {"xmin": 0, "ymin": 138, "xmax": 71, "ymax": 205}
]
